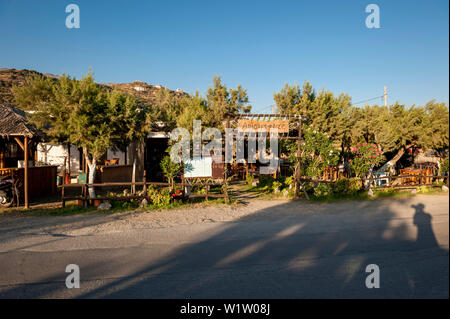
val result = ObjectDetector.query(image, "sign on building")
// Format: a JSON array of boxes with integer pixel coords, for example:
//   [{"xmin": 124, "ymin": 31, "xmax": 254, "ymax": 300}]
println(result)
[
  {"xmin": 184, "ymin": 156, "xmax": 224, "ymax": 179},
  {"xmin": 237, "ymin": 119, "xmax": 289, "ymax": 133},
  {"xmin": 184, "ymin": 157, "xmax": 212, "ymax": 178}
]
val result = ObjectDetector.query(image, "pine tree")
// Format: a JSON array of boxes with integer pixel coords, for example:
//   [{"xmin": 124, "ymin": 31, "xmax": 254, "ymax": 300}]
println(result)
[{"xmin": 204, "ymin": 75, "xmax": 251, "ymax": 129}]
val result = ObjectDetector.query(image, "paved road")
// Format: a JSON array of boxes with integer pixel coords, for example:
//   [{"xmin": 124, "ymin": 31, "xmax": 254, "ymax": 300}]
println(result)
[{"xmin": 0, "ymin": 195, "xmax": 448, "ymax": 298}]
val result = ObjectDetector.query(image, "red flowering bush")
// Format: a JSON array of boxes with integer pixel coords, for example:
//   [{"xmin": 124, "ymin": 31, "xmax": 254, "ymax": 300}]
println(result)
[
  {"xmin": 349, "ymin": 143, "xmax": 384, "ymax": 177},
  {"xmin": 171, "ymin": 189, "xmax": 183, "ymax": 199},
  {"xmin": 147, "ymin": 186, "xmax": 172, "ymax": 207}
]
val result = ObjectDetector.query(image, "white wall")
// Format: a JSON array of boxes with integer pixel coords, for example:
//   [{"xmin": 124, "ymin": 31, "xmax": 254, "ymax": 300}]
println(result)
[
  {"xmin": 37, "ymin": 143, "xmax": 127, "ymax": 173},
  {"xmin": 37, "ymin": 143, "xmax": 81, "ymax": 172}
]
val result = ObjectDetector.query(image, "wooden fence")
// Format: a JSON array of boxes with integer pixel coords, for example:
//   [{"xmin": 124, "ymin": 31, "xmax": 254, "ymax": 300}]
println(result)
[
  {"xmin": 59, "ymin": 180, "xmax": 228, "ymax": 208},
  {"xmin": 0, "ymin": 166, "xmax": 57, "ymax": 200},
  {"xmin": 301, "ymin": 174, "xmax": 449, "ymax": 189}
]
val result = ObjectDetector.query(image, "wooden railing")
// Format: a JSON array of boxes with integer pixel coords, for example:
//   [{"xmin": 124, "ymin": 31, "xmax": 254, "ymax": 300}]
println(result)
[
  {"xmin": 58, "ymin": 180, "xmax": 228, "ymax": 208},
  {"xmin": 301, "ymin": 174, "xmax": 449, "ymax": 189}
]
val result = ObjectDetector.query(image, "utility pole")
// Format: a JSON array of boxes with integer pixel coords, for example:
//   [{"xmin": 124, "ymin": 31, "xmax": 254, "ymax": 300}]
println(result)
[{"xmin": 384, "ymin": 86, "xmax": 387, "ymax": 107}]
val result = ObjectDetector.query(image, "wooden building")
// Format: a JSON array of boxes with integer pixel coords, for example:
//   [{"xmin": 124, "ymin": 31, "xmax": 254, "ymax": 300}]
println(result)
[{"xmin": 0, "ymin": 104, "xmax": 57, "ymax": 207}]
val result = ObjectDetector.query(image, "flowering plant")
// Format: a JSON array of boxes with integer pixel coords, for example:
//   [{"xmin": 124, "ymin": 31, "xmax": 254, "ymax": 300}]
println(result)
[
  {"xmin": 286, "ymin": 126, "xmax": 339, "ymax": 178},
  {"xmin": 171, "ymin": 189, "xmax": 183, "ymax": 198},
  {"xmin": 147, "ymin": 186, "xmax": 172, "ymax": 207},
  {"xmin": 349, "ymin": 143, "xmax": 384, "ymax": 177}
]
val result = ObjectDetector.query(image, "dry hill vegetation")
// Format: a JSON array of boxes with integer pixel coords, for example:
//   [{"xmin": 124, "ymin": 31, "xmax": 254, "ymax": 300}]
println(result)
[{"xmin": 0, "ymin": 68, "xmax": 186, "ymax": 108}]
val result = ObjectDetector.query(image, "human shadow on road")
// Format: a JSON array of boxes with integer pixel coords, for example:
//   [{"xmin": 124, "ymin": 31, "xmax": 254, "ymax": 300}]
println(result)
[{"xmin": 412, "ymin": 203, "xmax": 439, "ymax": 248}]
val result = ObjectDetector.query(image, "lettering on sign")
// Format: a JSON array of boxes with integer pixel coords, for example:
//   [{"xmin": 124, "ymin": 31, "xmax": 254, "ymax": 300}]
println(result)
[{"xmin": 237, "ymin": 119, "xmax": 289, "ymax": 133}]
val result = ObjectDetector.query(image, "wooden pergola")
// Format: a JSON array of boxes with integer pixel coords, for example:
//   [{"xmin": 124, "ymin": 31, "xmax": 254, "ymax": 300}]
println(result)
[
  {"xmin": 226, "ymin": 113, "xmax": 306, "ymax": 198},
  {"xmin": 0, "ymin": 104, "xmax": 42, "ymax": 208}
]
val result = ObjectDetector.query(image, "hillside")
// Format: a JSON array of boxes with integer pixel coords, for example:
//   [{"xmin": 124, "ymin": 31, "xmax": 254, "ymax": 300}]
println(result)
[
  {"xmin": 0, "ymin": 69, "xmax": 56, "ymax": 105},
  {"xmin": 106, "ymin": 81, "xmax": 188, "ymax": 108},
  {"xmin": 0, "ymin": 68, "xmax": 187, "ymax": 108}
]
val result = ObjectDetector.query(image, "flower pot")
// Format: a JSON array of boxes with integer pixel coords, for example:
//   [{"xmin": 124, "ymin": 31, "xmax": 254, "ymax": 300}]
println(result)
[{"xmin": 93, "ymin": 199, "xmax": 103, "ymax": 207}]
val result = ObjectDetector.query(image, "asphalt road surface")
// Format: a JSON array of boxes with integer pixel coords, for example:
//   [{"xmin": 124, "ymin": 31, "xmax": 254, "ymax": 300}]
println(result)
[{"xmin": 0, "ymin": 195, "xmax": 448, "ymax": 298}]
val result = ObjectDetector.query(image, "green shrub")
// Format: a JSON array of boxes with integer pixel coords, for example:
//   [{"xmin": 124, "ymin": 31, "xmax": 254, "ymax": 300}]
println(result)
[
  {"xmin": 349, "ymin": 177, "xmax": 363, "ymax": 193},
  {"xmin": 259, "ymin": 175, "xmax": 275, "ymax": 188},
  {"xmin": 313, "ymin": 183, "xmax": 333, "ymax": 198},
  {"xmin": 303, "ymin": 182, "xmax": 315, "ymax": 194},
  {"xmin": 284, "ymin": 176, "xmax": 294, "ymax": 189},
  {"xmin": 246, "ymin": 174, "xmax": 254, "ymax": 187},
  {"xmin": 374, "ymin": 187, "xmax": 396, "ymax": 197},
  {"xmin": 440, "ymin": 157, "xmax": 449, "ymax": 175},
  {"xmin": 195, "ymin": 186, "xmax": 207, "ymax": 194},
  {"xmin": 332, "ymin": 178, "xmax": 351, "ymax": 195},
  {"xmin": 160, "ymin": 155, "xmax": 181, "ymax": 188},
  {"xmin": 272, "ymin": 181, "xmax": 282, "ymax": 192},
  {"xmin": 330, "ymin": 177, "xmax": 362, "ymax": 196},
  {"xmin": 417, "ymin": 186, "xmax": 434, "ymax": 194}
]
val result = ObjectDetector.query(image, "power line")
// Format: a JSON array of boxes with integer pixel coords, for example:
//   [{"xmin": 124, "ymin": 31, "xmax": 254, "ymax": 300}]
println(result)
[
  {"xmin": 388, "ymin": 94, "xmax": 400, "ymax": 104},
  {"xmin": 352, "ymin": 95, "xmax": 384, "ymax": 105},
  {"xmin": 257, "ymin": 92, "xmax": 391, "ymax": 110},
  {"xmin": 254, "ymin": 104, "xmax": 276, "ymax": 113}
]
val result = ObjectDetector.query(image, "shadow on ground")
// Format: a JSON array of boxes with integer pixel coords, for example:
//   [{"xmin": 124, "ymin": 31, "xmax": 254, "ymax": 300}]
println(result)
[{"xmin": 0, "ymin": 197, "xmax": 448, "ymax": 298}]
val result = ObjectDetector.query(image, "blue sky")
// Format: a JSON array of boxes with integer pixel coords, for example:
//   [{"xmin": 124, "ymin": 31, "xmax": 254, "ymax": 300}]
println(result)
[{"xmin": 0, "ymin": 0, "xmax": 448, "ymax": 112}]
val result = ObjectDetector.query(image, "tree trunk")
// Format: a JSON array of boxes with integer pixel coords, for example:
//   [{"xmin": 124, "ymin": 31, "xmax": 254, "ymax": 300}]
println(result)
[
  {"xmin": 88, "ymin": 161, "xmax": 96, "ymax": 198},
  {"xmin": 83, "ymin": 150, "xmax": 97, "ymax": 199},
  {"xmin": 380, "ymin": 145, "xmax": 412, "ymax": 172}
]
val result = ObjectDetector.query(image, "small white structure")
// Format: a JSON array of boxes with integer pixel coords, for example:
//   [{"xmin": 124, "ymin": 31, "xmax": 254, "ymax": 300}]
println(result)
[
  {"xmin": 37, "ymin": 143, "xmax": 81, "ymax": 172},
  {"xmin": 184, "ymin": 157, "xmax": 213, "ymax": 178},
  {"xmin": 133, "ymin": 86, "xmax": 146, "ymax": 92}
]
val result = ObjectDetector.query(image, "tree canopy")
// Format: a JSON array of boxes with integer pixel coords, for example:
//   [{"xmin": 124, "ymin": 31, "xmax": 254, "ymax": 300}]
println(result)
[
  {"xmin": 11, "ymin": 71, "xmax": 448, "ymax": 182},
  {"xmin": 274, "ymin": 82, "xmax": 449, "ymax": 170},
  {"xmin": 13, "ymin": 72, "xmax": 147, "ymax": 197}
]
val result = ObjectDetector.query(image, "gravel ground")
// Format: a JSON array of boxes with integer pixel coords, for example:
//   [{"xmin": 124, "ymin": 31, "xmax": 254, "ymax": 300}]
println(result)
[{"xmin": 0, "ymin": 194, "xmax": 448, "ymax": 237}]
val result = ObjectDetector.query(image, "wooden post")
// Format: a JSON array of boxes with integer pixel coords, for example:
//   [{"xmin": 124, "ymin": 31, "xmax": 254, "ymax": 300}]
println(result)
[
  {"xmin": 83, "ymin": 183, "xmax": 88, "ymax": 208},
  {"xmin": 131, "ymin": 158, "xmax": 136, "ymax": 194},
  {"xmin": 369, "ymin": 173, "xmax": 374, "ymax": 189},
  {"xmin": 181, "ymin": 161, "xmax": 185, "ymax": 196},
  {"xmin": 79, "ymin": 184, "xmax": 84, "ymax": 208},
  {"xmin": 205, "ymin": 185, "xmax": 209, "ymax": 202},
  {"xmin": 0, "ymin": 148, "xmax": 5, "ymax": 169},
  {"xmin": 295, "ymin": 116, "xmax": 302, "ymax": 198},
  {"xmin": 224, "ymin": 115, "xmax": 230, "ymax": 201},
  {"xmin": 24, "ymin": 136, "xmax": 29, "ymax": 208},
  {"xmin": 61, "ymin": 156, "xmax": 67, "ymax": 208},
  {"xmin": 67, "ymin": 143, "xmax": 71, "ymax": 176},
  {"xmin": 63, "ymin": 156, "xmax": 67, "ymax": 184},
  {"xmin": 61, "ymin": 184, "xmax": 65, "ymax": 208},
  {"xmin": 223, "ymin": 185, "xmax": 229, "ymax": 203},
  {"xmin": 222, "ymin": 114, "xmax": 230, "ymax": 203},
  {"xmin": 143, "ymin": 170, "xmax": 147, "ymax": 194}
]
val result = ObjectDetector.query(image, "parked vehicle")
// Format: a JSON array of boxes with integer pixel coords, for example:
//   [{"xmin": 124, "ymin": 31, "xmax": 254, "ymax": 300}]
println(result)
[{"xmin": 0, "ymin": 175, "xmax": 19, "ymax": 207}]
